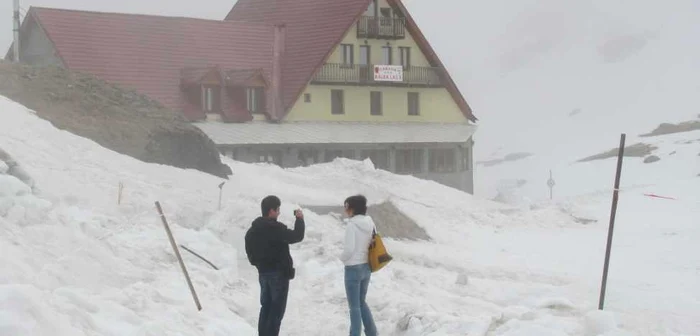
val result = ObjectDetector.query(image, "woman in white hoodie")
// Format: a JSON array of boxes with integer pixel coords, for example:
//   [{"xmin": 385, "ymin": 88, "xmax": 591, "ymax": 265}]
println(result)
[{"xmin": 340, "ymin": 195, "xmax": 378, "ymax": 336}]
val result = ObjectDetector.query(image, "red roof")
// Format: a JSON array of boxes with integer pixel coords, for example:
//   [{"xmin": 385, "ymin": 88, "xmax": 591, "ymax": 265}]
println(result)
[
  {"xmin": 21, "ymin": 1, "xmax": 475, "ymax": 123},
  {"xmin": 226, "ymin": 0, "xmax": 476, "ymax": 122},
  {"xmin": 28, "ymin": 7, "xmax": 275, "ymax": 121}
]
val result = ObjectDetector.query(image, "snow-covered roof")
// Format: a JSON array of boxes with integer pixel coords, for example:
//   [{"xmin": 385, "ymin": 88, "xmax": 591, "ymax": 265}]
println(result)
[{"xmin": 194, "ymin": 121, "xmax": 477, "ymax": 145}]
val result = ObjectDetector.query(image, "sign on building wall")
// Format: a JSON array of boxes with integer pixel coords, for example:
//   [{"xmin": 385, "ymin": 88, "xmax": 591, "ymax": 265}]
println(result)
[{"xmin": 374, "ymin": 65, "xmax": 403, "ymax": 82}]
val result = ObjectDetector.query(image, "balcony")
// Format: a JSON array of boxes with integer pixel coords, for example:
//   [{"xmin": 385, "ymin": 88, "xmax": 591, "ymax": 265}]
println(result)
[
  {"xmin": 311, "ymin": 63, "xmax": 444, "ymax": 88},
  {"xmin": 357, "ymin": 16, "xmax": 406, "ymax": 40}
]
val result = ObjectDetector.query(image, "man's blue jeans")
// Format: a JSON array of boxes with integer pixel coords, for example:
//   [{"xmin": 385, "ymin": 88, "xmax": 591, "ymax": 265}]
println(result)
[
  {"xmin": 258, "ymin": 272, "xmax": 289, "ymax": 336},
  {"xmin": 344, "ymin": 263, "xmax": 377, "ymax": 336}
]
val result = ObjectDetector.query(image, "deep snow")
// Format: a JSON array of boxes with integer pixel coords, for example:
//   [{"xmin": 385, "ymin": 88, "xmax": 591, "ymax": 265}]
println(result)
[{"xmin": 2, "ymin": 91, "xmax": 699, "ymax": 336}]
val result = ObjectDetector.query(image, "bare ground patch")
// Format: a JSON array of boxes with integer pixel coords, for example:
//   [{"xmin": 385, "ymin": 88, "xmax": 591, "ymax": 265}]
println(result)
[
  {"xmin": 304, "ymin": 201, "xmax": 431, "ymax": 241},
  {"xmin": 640, "ymin": 120, "xmax": 700, "ymax": 137},
  {"xmin": 0, "ymin": 61, "xmax": 230, "ymax": 178},
  {"xmin": 578, "ymin": 143, "xmax": 658, "ymax": 163},
  {"xmin": 478, "ymin": 152, "xmax": 534, "ymax": 167}
]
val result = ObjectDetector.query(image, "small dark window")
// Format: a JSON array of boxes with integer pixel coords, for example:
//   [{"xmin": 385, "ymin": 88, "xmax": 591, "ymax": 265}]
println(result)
[
  {"xmin": 370, "ymin": 91, "xmax": 382, "ymax": 116},
  {"xmin": 304, "ymin": 93, "xmax": 311, "ymax": 103},
  {"xmin": 331, "ymin": 90, "xmax": 344, "ymax": 115},
  {"xmin": 429, "ymin": 148, "xmax": 456, "ymax": 173},
  {"xmin": 360, "ymin": 149, "xmax": 389, "ymax": 170},
  {"xmin": 395, "ymin": 148, "xmax": 423, "ymax": 174},
  {"xmin": 399, "ymin": 47, "xmax": 411, "ymax": 69},
  {"xmin": 382, "ymin": 46, "xmax": 392, "ymax": 65},
  {"xmin": 359, "ymin": 45, "xmax": 371, "ymax": 66},
  {"xmin": 408, "ymin": 92, "xmax": 419, "ymax": 116},
  {"xmin": 341, "ymin": 44, "xmax": 354, "ymax": 66},
  {"xmin": 246, "ymin": 87, "xmax": 265, "ymax": 113},
  {"xmin": 462, "ymin": 146, "xmax": 471, "ymax": 171},
  {"xmin": 201, "ymin": 86, "xmax": 221, "ymax": 112},
  {"xmin": 325, "ymin": 149, "xmax": 355, "ymax": 162},
  {"xmin": 254, "ymin": 150, "xmax": 283, "ymax": 166}
]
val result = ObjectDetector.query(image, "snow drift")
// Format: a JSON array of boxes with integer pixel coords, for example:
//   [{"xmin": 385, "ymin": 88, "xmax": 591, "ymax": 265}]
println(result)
[{"xmin": 2, "ymin": 92, "xmax": 698, "ymax": 335}]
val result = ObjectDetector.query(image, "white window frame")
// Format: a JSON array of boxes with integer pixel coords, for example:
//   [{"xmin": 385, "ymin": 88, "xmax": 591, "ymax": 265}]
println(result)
[{"xmin": 201, "ymin": 86, "xmax": 214, "ymax": 112}]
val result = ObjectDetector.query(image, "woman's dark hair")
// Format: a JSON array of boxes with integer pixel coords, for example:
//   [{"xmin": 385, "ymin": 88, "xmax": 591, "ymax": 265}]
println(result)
[
  {"xmin": 261, "ymin": 195, "xmax": 281, "ymax": 216},
  {"xmin": 344, "ymin": 195, "xmax": 367, "ymax": 216}
]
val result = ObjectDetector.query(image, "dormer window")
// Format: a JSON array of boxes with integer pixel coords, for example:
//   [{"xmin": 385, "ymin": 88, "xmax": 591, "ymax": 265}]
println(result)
[
  {"xmin": 201, "ymin": 85, "xmax": 221, "ymax": 112},
  {"xmin": 246, "ymin": 87, "xmax": 265, "ymax": 114}
]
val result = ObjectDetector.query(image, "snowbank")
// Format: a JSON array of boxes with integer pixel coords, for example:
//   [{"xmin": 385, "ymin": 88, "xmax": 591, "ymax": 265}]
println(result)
[{"xmin": 2, "ymin": 94, "xmax": 698, "ymax": 335}]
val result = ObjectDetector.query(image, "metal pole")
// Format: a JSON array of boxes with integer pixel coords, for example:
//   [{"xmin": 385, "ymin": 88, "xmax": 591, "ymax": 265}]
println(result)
[
  {"xmin": 13, "ymin": 0, "xmax": 20, "ymax": 62},
  {"xmin": 599, "ymin": 133, "xmax": 626, "ymax": 310},
  {"xmin": 155, "ymin": 201, "xmax": 202, "ymax": 311},
  {"xmin": 217, "ymin": 181, "xmax": 225, "ymax": 210}
]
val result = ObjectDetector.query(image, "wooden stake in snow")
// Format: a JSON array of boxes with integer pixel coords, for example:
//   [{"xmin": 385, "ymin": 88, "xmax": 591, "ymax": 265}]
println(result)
[
  {"xmin": 117, "ymin": 182, "xmax": 124, "ymax": 205},
  {"xmin": 155, "ymin": 201, "xmax": 202, "ymax": 311},
  {"xmin": 599, "ymin": 133, "xmax": 626, "ymax": 310}
]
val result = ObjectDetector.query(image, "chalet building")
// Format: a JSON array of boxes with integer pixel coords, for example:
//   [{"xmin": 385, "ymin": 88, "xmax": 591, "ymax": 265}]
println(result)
[{"xmin": 6, "ymin": 0, "xmax": 478, "ymax": 193}]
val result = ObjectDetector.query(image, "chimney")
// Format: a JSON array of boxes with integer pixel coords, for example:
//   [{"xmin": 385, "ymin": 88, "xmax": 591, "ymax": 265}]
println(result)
[
  {"xmin": 12, "ymin": 0, "xmax": 20, "ymax": 62},
  {"xmin": 269, "ymin": 24, "xmax": 286, "ymax": 122}
]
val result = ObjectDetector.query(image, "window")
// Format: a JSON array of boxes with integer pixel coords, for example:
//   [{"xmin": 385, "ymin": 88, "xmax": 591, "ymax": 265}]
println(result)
[
  {"xmin": 331, "ymin": 90, "xmax": 344, "ymax": 115},
  {"xmin": 325, "ymin": 149, "xmax": 355, "ymax": 162},
  {"xmin": 399, "ymin": 47, "xmax": 411, "ymax": 69},
  {"xmin": 298, "ymin": 149, "xmax": 320, "ymax": 166},
  {"xmin": 246, "ymin": 87, "xmax": 264, "ymax": 113},
  {"xmin": 380, "ymin": 7, "xmax": 392, "ymax": 17},
  {"xmin": 359, "ymin": 45, "xmax": 370, "ymax": 66},
  {"xmin": 462, "ymin": 146, "xmax": 471, "ymax": 171},
  {"xmin": 429, "ymin": 148, "xmax": 456, "ymax": 173},
  {"xmin": 370, "ymin": 91, "xmax": 382, "ymax": 116},
  {"xmin": 365, "ymin": 0, "xmax": 377, "ymax": 16},
  {"xmin": 395, "ymin": 149, "xmax": 423, "ymax": 174},
  {"xmin": 408, "ymin": 92, "xmax": 420, "ymax": 116},
  {"xmin": 304, "ymin": 93, "xmax": 311, "ymax": 103},
  {"xmin": 382, "ymin": 46, "xmax": 392, "ymax": 65},
  {"xmin": 201, "ymin": 86, "xmax": 220, "ymax": 112},
  {"xmin": 254, "ymin": 150, "xmax": 283, "ymax": 166},
  {"xmin": 341, "ymin": 44, "xmax": 354, "ymax": 66},
  {"xmin": 360, "ymin": 149, "xmax": 389, "ymax": 170}
]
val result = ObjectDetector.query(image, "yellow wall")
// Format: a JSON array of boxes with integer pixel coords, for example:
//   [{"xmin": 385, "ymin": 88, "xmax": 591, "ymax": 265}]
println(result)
[
  {"xmin": 285, "ymin": 0, "xmax": 466, "ymax": 123},
  {"xmin": 286, "ymin": 85, "xmax": 465, "ymax": 123}
]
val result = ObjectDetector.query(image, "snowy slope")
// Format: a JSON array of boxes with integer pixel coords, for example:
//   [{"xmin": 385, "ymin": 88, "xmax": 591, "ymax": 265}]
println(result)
[
  {"xmin": 0, "ymin": 95, "xmax": 586, "ymax": 335},
  {"xmin": 3, "ymin": 93, "xmax": 699, "ymax": 336}
]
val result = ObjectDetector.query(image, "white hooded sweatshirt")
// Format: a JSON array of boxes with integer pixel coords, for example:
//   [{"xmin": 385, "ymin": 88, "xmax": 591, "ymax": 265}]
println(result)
[{"xmin": 340, "ymin": 214, "xmax": 376, "ymax": 266}]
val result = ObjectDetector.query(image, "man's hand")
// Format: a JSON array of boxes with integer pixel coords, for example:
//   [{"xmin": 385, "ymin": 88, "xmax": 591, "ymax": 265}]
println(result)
[{"xmin": 294, "ymin": 209, "xmax": 304, "ymax": 219}]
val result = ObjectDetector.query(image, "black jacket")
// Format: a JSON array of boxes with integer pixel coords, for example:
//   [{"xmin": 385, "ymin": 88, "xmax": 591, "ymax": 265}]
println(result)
[{"xmin": 244, "ymin": 216, "xmax": 305, "ymax": 278}]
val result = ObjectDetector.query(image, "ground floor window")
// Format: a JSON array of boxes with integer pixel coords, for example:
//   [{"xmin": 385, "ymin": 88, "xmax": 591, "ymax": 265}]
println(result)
[
  {"xmin": 254, "ymin": 150, "xmax": 282, "ymax": 165},
  {"xmin": 461, "ymin": 146, "xmax": 471, "ymax": 171},
  {"xmin": 360, "ymin": 149, "xmax": 389, "ymax": 170},
  {"xmin": 395, "ymin": 149, "xmax": 423, "ymax": 174},
  {"xmin": 324, "ymin": 149, "xmax": 355, "ymax": 162},
  {"xmin": 429, "ymin": 148, "xmax": 456, "ymax": 173},
  {"xmin": 298, "ymin": 149, "xmax": 321, "ymax": 166}
]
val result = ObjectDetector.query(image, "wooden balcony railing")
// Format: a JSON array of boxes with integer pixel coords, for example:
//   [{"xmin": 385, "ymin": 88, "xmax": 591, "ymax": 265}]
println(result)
[
  {"xmin": 312, "ymin": 63, "xmax": 443, "ymax": 87},
  {"xmin": 356, "ymin": 16, "xmax": 406, "ymax": 40}
]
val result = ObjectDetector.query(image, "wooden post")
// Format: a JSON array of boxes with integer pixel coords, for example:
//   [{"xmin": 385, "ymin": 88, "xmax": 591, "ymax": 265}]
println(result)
[
  {"xmin": 599, "ymin": 134, "xmax": 626, "ymax": 310},
  {"xmin": 117, "ymin": 182, "xmax": 123, "ymax": 205},
  {"xmin": 155, "ymin": 201, "xmax": 202, "ymax": 311}
]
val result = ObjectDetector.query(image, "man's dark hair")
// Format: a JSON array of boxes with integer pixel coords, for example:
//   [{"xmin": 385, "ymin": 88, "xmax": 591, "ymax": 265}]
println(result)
[
  {"xmin": 344, "ymin": 195, "xmax": 367, "ymax": 216},
  {"xmin": 261, "ymin": 195, "xmax": 281, "ymax": 217}
]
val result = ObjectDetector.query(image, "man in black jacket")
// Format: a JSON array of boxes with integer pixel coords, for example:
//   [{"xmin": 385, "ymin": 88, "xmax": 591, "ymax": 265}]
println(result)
[{"xmin": 245, "ymin": 195, "xmax": 305, "ymax": 336}]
